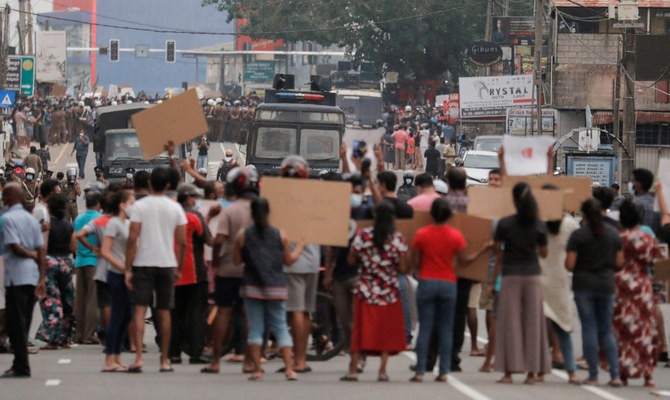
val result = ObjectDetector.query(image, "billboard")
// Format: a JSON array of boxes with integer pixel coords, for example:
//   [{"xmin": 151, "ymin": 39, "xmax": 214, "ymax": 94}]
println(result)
[
  {"xmin": 243, "ymin": 61, "xmax": 275, "ymax": 83},
  {"xmin": 506, "ymin": 107, "xmax": 557, "ymax": 135},
  {"xmin": 566, "ymin": 156, "xmax": 616, "ymax": 187},
  {"xmin": 459, "ymin": 75, "xmax": 534, "ymax": 118},
  {"xmin": 36, "ymin": 31, "xmax": 67, "ymax": 83},
  {"xmin": 491, "ymin": 16, "xmax": 549, "ymax": 45}
]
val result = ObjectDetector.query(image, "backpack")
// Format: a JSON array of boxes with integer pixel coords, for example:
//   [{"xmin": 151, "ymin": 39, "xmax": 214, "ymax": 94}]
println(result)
[{"xmin": 217, "ymin": 159, "xmax": 235, "ymax": 181}]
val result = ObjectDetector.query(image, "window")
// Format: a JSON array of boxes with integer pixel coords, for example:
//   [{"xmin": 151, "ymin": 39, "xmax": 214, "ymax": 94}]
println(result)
[
  {"xmin": 300, "ymin": 112, "xmax": 344, "ymax": 124},
  {"xmin": 300, "ymin": 129, "xmax": 339, "ymax": 160},
  {"xmin": 105, "ymin": 132, "xmax": 144, "ymax": 160},
  {"xmin": 256, "ymin": 110, "xmax": 298, "ymax": 122},
  {"xmin": 635, "ymin": 123, "xmax": 670, "ymax": 146},
  {"xmin": 255, "ymin": 127, "xmax": 297, "ymax": 158},
  {"xmin": 463, "ymin": 154, "xmax": 500, "ymax": 169}
]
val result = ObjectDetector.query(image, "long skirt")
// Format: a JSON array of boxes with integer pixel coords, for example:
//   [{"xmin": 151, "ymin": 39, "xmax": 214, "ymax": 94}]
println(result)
[
  {"xmin": 350, "ymin": 297, "xmax": 406, "ymax": 356},
  {"xmin": 494, "ymin": 275, "xmax": 551, "ymax": 374},
  {"xmin": 36, "ymin": 256, "xmax": 75, "ymax": 346}
]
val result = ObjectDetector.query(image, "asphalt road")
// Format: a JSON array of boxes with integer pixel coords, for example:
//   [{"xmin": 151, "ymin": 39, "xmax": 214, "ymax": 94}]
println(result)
[{"xmin": 7, "ymin": 141, "xmax": 670, "ymax": 399}]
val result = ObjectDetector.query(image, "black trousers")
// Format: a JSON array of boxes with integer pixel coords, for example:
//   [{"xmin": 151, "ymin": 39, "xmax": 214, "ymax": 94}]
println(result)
[
  {"xmin": 6, "ymin": 285, "xmax": 36, "ymax": 376},
  {"xmin": 169, "ymin": 283, "xmax": 208, "ymax": 359},
  {"xmin": 424, "ymin": 277, "xmax": 474, "ymax": 371}
]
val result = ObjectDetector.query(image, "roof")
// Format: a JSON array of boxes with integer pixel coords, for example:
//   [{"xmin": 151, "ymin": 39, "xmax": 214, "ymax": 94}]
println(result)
[
  {"xmin": 554, "ymin": 0, "xmax": 667, "ymax": 6},
  {"xmin": 96, "ymin": 103, "xmax": 152, "ymax": 117},
  {"xmin": 257, "ymin": 103, "xmax": 343, "ymax": 113}
]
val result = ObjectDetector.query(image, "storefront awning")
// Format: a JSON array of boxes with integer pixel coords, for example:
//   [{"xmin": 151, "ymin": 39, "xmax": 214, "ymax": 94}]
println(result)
[{"xmin": 592, "ymin": 111, "xmax": 670, "ymax": 125}]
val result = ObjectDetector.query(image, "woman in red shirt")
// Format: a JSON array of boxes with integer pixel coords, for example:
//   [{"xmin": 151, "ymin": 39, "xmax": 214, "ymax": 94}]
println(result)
[{"xmin": 410, "ymin": 198, "xmax": 490, "ymax": 382}]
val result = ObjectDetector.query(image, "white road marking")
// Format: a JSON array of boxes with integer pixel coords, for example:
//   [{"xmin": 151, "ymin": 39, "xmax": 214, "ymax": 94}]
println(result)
[
  {"xmin": 402, "ymin": 351, "xmax": 493, "ymax": 400},
  {"xmin": 57, "ymin": 359, "xmax": 71, "ymax": 364},
  {"xmin": 464, "ymin": 333, "xmax": 632, "ymax": 400},
  {"xmin": 45, "ymin": 379, "xmax": 61, "ymax": 386}
]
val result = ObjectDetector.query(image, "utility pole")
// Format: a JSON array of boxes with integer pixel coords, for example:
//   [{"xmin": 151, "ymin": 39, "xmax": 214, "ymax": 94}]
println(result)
[
  {"xmin": 621, "ymin": 28, "xmax": 636, "ymax": 188},
  {"xmin": 484, "ymin": 0, "xmax": 493, "ymax": 41},
  {"xmin": 0, "ymin": 6, "xmax": 9, "ymax": 86},
  {"xmin": 613, "ymin": 36, "xmax": 622, "ymax": 185},
  {"xmin": 532, "ymin": 0, "xmax": 543, "ymax": 135},
  {"xmin": 17, "ymin": 0, "xmax": 26, "ymax": 55},
  {"xmin": 27, "ymin": 0, "xmax": 33, "ymax": 55}
]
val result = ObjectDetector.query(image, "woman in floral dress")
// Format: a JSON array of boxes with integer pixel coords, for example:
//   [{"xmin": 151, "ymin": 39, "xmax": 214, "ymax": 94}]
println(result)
[
  {"xmin": 341, "ymin": 201, "xmax": 407, "ymax": 382},
  {"xmin": 614, "ymin": 200, "xmax": 663, "ymax": 387},
  {"xmin": 36, "ymin": 194, "xmax": 77, "ymax": 349}
]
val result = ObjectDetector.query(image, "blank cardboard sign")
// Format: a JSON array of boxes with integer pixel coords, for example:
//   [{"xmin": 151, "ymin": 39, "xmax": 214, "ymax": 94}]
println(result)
[
  {"xmin": 356, "ymin": 211, "xmax": 492, "ymax": 282},
  {"xmin": 261, "ymin": 177, "xmax": 351, "ymax": 247},
  {"xmin": 467, "ymin": 185, "xmax": 564, "ymax": 221},
  {"xmin": 131, "ymin": 89, "xmax": 208, "ymax": 160},
  {"xmin": 502, "ymin": 175, "xmax": 592, "ymax": 212}
]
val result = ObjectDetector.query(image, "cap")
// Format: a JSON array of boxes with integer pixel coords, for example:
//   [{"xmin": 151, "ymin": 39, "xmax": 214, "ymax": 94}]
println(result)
[
  {"xmin": 433, "ymin": 179, "xmax": 448, "ymax": 195},
  {"xmin": 126, "ymin": 167, "xmax": 136, "ymax": 174},
  {"xmin": 177, "ymin": 183, "xmax": 204, "ymax": 198},
  {"xmin": 94, "ymin": 166, "xmax": 103, "ymax": 173},
  {"xmin": 225, "ymin": 149, "xmax": 233, "ymax": 157}
]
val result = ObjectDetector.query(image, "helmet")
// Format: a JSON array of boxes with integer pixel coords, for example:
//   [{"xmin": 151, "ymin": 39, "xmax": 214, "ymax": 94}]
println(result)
[
  {"xmin": 404, "ymin": 105, "xmax": 412, "ymax": 112},
  {"xmin": 280, "ymin": 155, "xmax": 309, "ymax": 179},
  {"xmin": 403, "ymin": 171, "xmax": 414, "ymax": 185},
  {"xmin": 111, "ymin": 100, "xmax": 118, "ymax": 106},
  {"xmin": 226, "ymin": 167, "xmax": 258, "ymax": 195},
  {"xmin": 78, "ymin": 101, "xmax": 85, "ymax": 107},
  {"xmin": 94, "ymin": 100, "xmax": 102, "ymax": 107},
  {"xmin": 207, "ymin": 99, "xmax": 215, "ymax": 106},
  {"xmin": 67, "ymin": 167, "xmax": 77, "ymax": 179},
  {"xmin": 157, "ymin": 100, "xmax": 163, "ymax": 104},
  {"xmin": 215, "ymin": 98, "xmax": 222, "ymax": 104},
  {"xmin": 25, "ymin": 167, "xmax": 35, "ymax": 175}
]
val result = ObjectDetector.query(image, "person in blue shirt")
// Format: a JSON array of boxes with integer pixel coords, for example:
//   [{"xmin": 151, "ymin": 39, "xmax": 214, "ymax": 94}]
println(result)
[
  {"xmin": 2, "ymin": 183, "xmax": 46, "ymax": 378},
  {"xmin": 73, "ymin": 192, "xmax": 102, "ymax": 344}
]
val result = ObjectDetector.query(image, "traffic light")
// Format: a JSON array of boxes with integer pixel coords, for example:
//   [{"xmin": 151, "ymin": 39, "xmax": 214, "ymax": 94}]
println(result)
[
  {"xmin": 109, "ymin": 39, "xmax": 119, "ymax": 62},
  {"xmin": 166, "ymin": 40, "xmax": 176, "ymax": 63}
]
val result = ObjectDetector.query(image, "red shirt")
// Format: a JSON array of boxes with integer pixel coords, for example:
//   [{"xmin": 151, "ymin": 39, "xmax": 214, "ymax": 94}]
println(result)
[
  {"xmin": 412, "ymin": 225, "xmax": 466, "ymax": 282},
  {"xmin": 407, "ymin": 137, "xmax": 415, "ymax": 154},
  {"xmin": 174, "ymin": 212, "xmax": 203, "ymax": 286}
]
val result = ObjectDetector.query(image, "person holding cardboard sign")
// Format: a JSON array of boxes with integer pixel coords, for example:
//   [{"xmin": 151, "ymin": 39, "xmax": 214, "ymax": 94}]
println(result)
[
  {"xmin": 410, "ymin": 198, "xmax": 490, "ymax": 383},
  {"xmin": 491, "ymin": 182, "xmax": 551, "ymax": 385}
]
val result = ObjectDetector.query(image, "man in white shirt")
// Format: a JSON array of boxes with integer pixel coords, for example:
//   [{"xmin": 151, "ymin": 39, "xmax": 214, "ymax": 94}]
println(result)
[{"xmin": 125, "ymin": 167, "xmax": 187, "ymax": 373}]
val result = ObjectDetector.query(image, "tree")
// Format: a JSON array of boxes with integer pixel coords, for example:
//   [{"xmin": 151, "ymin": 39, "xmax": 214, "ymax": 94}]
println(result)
[{"xmin": 202, "ymin": 0, "xmax": 488, "ymax": 80}]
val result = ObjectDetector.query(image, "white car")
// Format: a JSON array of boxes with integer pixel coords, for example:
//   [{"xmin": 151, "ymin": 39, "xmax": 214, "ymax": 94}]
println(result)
[{"xmin": 462, "ymin": 150, "xmax": 500, "ymax": 186}]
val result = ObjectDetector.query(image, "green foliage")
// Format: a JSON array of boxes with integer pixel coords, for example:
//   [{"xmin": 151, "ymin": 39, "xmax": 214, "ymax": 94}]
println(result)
[{"xmin": 202, "ymin": 0, "xmax": 488, "ymax": 80}]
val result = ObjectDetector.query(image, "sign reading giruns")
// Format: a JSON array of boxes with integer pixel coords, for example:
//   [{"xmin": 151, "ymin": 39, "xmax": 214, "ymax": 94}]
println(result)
[{"xmin": 467, "ymin": 41, "xmax": 503, "ymax": 66}]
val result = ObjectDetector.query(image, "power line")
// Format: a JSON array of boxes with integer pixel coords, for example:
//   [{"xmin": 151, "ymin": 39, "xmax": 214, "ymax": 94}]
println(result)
[{"xmin": 14, "ymin": 1, "xmax": 486, "ymax": 37}]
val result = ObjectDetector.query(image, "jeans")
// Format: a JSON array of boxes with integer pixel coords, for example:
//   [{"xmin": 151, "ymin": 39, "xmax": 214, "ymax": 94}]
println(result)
[
  {"xmin": 105, "ymin": 272, "xmax": 132, "ymax": 355},
  {"xmin": 76, "ymin": 153, "xmax": 87, "ymax": 178},
  {"xmin": 244, "ymin": 298, "xmax": 293, "ymax": 348},
  {"xmin": 574, "ymin": 290, "xmax": 620, "ymax": 380},
  {"xmin": 415, "ymin": 279, "xmax": 457, "ymax": 376},
  {"xmin": 398, "ymin": 274, "xmax": 413, "ymax": 345},
  {"xmin": 551, "ymin": 320, "xmax": 576, "ymax": 373},
  {"xmin": 196, "ymin": 155, "xmax": 208, "ymax": 171},
  {"xmin": 5, "ymin": 285, "xmax": 36, "ymax": 376}
]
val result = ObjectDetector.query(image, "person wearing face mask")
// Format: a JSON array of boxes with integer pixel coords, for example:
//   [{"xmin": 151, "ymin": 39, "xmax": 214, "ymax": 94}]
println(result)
[
  {"xmin": 22, "ymin": 168, "xmax": 38, "ymax": 206},
  {"xmin": 397, "ymin": 171, "xmax": 418, "ymax": 202},
  {"xmin": 94, "ymin": 167, "xmax": 109, "ymax": 189},
  {"xmin": 169, "ymin": 183, "xmax": 211, "ymax": 365}
]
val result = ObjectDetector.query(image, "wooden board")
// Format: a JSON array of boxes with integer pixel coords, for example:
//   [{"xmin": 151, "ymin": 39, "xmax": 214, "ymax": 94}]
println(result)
[
  {"xmin": 131, "ymin": 89, "xmax": 208, "ymax": 160},
  {"xmin": 260, "ymin": 177, "xmax": 351, "ymax": 247}
]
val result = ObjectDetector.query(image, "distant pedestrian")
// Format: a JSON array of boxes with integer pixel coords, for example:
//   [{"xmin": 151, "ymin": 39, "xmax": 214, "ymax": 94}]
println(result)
[
  {"xmin": 1, "ymin": 183, "xmax": 46, "ymax": 378},
  {"xmin": 391, "ymin": 125, "xmax": 409, "ymax": 170},
  {"xmin": 196, "ymin": 136, "xmax": 210, "ymax": 171},
  {"xmin": 70, "ymin": 130, "xmax": 90, "ymax": 179}
]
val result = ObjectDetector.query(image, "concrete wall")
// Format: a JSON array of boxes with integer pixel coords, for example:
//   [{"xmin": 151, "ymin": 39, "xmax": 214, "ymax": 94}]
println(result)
[{"xmin": 555, "ymin": 33, "xmax": 619, "ymax": 65}]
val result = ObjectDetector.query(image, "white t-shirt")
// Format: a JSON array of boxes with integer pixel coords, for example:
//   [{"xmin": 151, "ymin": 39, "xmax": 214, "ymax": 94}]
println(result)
[{"xmin": 130, "ymin": 195, "xmax": 187, "ymax": 268}]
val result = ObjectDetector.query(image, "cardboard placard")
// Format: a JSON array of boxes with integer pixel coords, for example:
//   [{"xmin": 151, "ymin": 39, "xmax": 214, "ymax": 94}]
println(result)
[
  {"xmin": 260, "ymin": 177, "xmax": 351, "ymax": 247},
  {"xmin": 467, "ymin": 185, "xmax": 564, "ymax": 221},
  {"xmin": 502, "ymin": 175, "xmax": 592, "ymax": 212},
  {"xmin": 131, "ymin": 89, "xmax": 208, "ymax": 160},
  {"xmin": 356, "ymin": 211, "xmax": 492, "ymax": 282},
  {"xmin": 51, "ymin": 85, "xmax": 67, "ymax": 97}
]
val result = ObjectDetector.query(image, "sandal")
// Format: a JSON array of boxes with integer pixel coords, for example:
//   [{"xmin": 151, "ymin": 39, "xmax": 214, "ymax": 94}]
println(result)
[
  {"xmin": 409, "ymin": 375, "xmax": 423, "ymax": 382},
  {"xmin": 607, "ymin": 379, "xmax": 623, "ymax": 388},
  {"xmin": 340, "ymin": 375, "xmax": 358, "ymax": 382},
  {"xmin": 470, "ymin": 349, "xmax": 486, "ymax": 357},
  {"xmin": 200, "ymin": 366, "xmax": 219, "ymax": 374},
  {"xmin": 40, "ymin": 345, "xmax": 59, "ymax": 350},
  {"xmin": 435, "ymin": 375, "xmax": 448, "ymax": 382},
  {"xmin": 378, "ymin": 374, "xmax": 389, "ymax": 382},
  {"xmin": 581, "ymin": 378, "xmax": 598, "ymax": 386},
  {"xmin": 285, "ymin": 371, "xmax": 298, "ymax": 381},
  {"xmin": 479, "ymin": 365, "xmax": 493, "ymax": 373},
  {"xmin": 248, "ymin": 371, "xmax": 263, "ymax": 381},
  {"xmin": 497, "ymin": 376, "xmax": 513, "ymax": 384}
]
